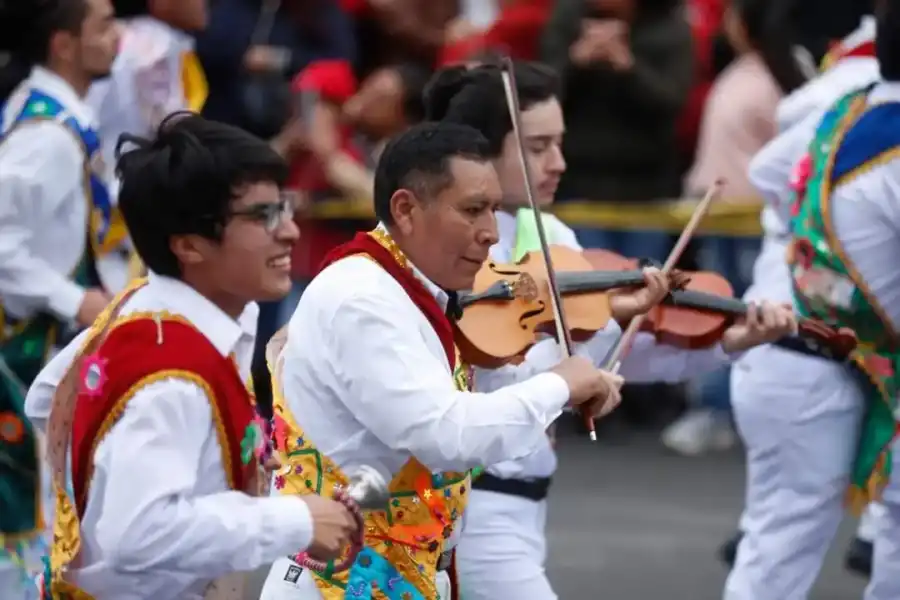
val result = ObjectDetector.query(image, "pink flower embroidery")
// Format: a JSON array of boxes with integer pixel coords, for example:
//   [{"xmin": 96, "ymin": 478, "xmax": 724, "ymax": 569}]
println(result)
[
  {"xmin": 790, "ymin": 153, "xmax": 813, "ymax": 194},
  {"xmin": 273, "ymin": 414, "xmax": 290, "ymax": 450},
  {"xmin": 274, "ymin": 475, "xmax": 286, "ymax": 490},
  {"xmin": 864, "ymin": 354, "xmax": 894, "ymax": 378},
  {"xmin": 79, "ymin": 353, "xmax": 108, "ymax": 397},
  {"xmin": 789, "ymin": 153, "xmax": 813, "ymax": 216}
]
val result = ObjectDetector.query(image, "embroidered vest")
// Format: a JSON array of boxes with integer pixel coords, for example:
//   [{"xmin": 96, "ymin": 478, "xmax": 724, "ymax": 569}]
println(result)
[
  {"xmin": 788, "ymin": 88, "xmax": 900, "ymax": 510},
  {"xmin": 268, "ymin": 240, "xmax": 473, "ymax": 600},
  {"xmin": 44, "ymin": 281, "xmax": 265, "ymax": 599},
  {"xmin": 0, "ymin": 89, "xmax": 128, "ymax": 404}
]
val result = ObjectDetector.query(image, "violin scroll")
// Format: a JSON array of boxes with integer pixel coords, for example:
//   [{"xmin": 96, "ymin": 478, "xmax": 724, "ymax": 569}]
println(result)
[{"xmin": 796, "ymin": 319, "xmax": 858, "ymax": 360}]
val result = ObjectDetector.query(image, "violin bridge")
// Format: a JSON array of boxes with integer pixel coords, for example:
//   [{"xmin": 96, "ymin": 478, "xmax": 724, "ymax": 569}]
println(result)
[{"xmin": 513, "ymin": 274, "xmax": 539, "ymax": 302}]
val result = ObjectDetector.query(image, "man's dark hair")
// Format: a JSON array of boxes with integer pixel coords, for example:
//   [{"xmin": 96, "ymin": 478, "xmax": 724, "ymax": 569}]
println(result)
[
  {"xmin": 733, "ymin": 0, "xmax": 808, "ymax": 94},
  {"xmin": 877, "ymin": 0, "xmax": 900, "ymax": 80},
  {"xmin": 0, "ymin": 0, "xmax": 88, "ymax": 99},
  {"xmin": 115, "ymin": 111, "xmax": 288, "ymax": 278},
  {"xmin": 395, "ymin": 63, "xmax": 432, "ymax": 125},
  {"xmin": 373, "ymin": 121, "xmax": 493, "ymax": 225},
  {"xmin": 422, "ymin": 61, "xmax": 560, "ymax": 156},
  {"xmin": 111, "ymin": 0, "xmax": 149, "ymax": 19}
]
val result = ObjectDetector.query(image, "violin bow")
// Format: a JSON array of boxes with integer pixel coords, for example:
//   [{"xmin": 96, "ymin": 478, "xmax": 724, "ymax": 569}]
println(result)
[
  {"xmin": 499, "ymin": 58, "xmax": 597, "ymax": 439},
  {"xmin": 603, "ymin": 179, "xmax": 725, "ymax": 373}
]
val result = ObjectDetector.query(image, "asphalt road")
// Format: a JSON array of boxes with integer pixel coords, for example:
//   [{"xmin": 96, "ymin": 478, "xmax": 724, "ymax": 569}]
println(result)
[{"xmin": 244, "ymin": 425, "xmax": 867, "ymax": 599}]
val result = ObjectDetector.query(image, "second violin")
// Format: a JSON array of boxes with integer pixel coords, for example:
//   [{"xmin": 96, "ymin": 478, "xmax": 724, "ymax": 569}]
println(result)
[{"xmin": 583, "ymin": 249, "xmax": 858, "ymax": 358}]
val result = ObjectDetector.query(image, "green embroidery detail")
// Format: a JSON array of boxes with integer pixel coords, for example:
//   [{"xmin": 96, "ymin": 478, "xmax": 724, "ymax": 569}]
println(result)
[{"xmin": 240, "ymin": 422, "xmax": 261, "ymax": 465}]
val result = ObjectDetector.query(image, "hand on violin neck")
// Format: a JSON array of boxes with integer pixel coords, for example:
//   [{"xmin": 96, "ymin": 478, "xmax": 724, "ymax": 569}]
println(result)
[
  {"xmin": 721, "ymin": 301, "xmax": 798, "ymax": 354},
  {"xmin": 609, "ymin": 266, "xmax": 670, "ymax": 324}
]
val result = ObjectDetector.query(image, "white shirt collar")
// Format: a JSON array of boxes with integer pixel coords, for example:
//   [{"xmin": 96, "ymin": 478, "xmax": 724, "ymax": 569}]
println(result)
[
  {"xmin": 869, "ymin": 81, "xmax": 900, "ymax": 105},
  {"xmin": 375, "ymin": 223, "xmax": 449, "ymax": 312},
  {"xmin": 145, "ymin": 272, "xmax": 258, "ymax": 357},
  {"xmin": 25, "ymin": 66, "xmax": 97, "ymax": 128},
  {"xmin": 847, "ymin": 16, "xmax": 876, "ymax": 48}
]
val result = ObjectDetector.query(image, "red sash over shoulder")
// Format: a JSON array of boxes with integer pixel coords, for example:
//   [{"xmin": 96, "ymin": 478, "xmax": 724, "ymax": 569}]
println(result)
[
  {"xmin": 318, "ymin": 230, "xmax": 457, "ymax": 370},
  {"xmin": 70, "ymin": 315, "xmax": 258, "ymax": 517}
]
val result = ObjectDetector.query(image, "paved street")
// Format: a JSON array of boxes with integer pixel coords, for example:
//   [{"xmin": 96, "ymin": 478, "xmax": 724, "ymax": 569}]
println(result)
[{"xmin": 246, "ymin": 425, "xmax": 867, "ymax": 599}]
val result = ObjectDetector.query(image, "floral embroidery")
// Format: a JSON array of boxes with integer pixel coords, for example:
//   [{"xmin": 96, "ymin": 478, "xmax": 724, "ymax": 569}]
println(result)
[
  {"xmin": 789, "ymin": 152, "xmax": 813, "ymax": 216},
  {"xmin": 79, "ymin": 353, "xmax": 108, "ymax": 397},
  {"xmin": 0, "ymin": 412, "xmax": 24, "ymax": 443},
  {"xmin": 239, "ymin": 416, "xmax": 267, "ymax": 465}
]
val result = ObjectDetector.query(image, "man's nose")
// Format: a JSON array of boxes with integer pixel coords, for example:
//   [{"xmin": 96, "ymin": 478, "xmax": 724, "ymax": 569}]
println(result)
[{"xmin": 478, "ymin": 213, "xmax": 499, "ymax": 247}]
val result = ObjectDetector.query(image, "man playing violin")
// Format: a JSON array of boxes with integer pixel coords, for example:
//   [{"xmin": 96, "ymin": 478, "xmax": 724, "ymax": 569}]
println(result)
[
  {"xmin": 727, "ymin": 3, "xmax": 900, "ymax": 599},
  {"xmin": 422, "ymin": 60, "xmax": 799, "ymax": 600},
  {"xmin": 260, "ymin": 121, "xmax": 621, "ymax": 600}
]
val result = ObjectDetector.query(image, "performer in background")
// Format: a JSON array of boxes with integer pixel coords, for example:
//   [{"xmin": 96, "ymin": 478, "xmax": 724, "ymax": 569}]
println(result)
[
  {"xmin": 0, "ymin": 0, "xmax": 120, "ymax": 407},
  {"xmin": 25, "ymin": 113, "xmax": 358, "ymax": 599},
  {"xmin": 0, "ymin": 1, "xmax": 118, "ymax": 592},
  {"xmin": 423, "ymin": 61, "xmax": 797, "ymax": 600},
  {"xmin": 260, "ymin": 121, "xmax": 621, "ymax": 600},
  {"xmin": 89, "ymin": 0, "xmax": 211, "ymax": 281},
  {"xmin": 722, "ymin": 8, "xmax": 885, "ymax": 597},
  {"xmin": 729, "ymin": 2, "xmax": 900, "ymax": 597}
]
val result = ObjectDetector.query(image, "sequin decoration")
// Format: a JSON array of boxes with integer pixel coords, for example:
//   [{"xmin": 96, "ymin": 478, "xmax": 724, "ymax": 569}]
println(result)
[
  {"xmin": 0, "ymin": 412, "xmax": 24, "ymax": 443},
  {"xmin": 78, "ymin": 353, "xmax": 108, "ymax": 397}
]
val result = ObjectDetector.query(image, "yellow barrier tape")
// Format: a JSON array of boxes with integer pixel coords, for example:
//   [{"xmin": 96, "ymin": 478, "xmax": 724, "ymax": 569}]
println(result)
[{"xmin": 303, "ymin": 197, "xmax": 765, "ymax": 237}]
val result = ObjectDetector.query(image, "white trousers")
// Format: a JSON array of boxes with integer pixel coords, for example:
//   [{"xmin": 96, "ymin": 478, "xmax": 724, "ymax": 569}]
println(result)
[
  {"xmin": 455, "ymin": 489, "xmax": 556, "ymax": 600},
  {"xmin": 258, "ymin": 557, "xmax": 453, "ymax": 599},
  {"xmin": 725, "ymin": 344, "xmax": 900, "ymax": 599}
]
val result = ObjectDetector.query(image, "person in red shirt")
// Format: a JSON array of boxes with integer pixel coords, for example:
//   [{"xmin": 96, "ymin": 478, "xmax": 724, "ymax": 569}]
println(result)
[
  {"xmin": 271, "ymin": 59, "xmax": 430, "ymax": 324},
  {"xmin": 439, "ymin": 0, "xmax": 554, "ymax": 65}
]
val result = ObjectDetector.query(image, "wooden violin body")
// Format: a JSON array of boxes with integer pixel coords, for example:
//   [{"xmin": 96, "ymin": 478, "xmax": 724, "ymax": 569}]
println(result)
[
  {"xmin": 456, "ymin": 245, "xmax": 690, "ymax": 368},
  {"xmin": 457, "ymin": 246, "xmax": 613, "ymax": 368},
  {"xmin": 583, "ymin": 249, "xmax": 859, "ymax": 357}
]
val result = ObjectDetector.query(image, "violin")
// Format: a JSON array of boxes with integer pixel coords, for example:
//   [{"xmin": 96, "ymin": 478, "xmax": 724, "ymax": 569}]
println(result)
[
  {"xmin": 583, "ymin": 249, "xmax": 859, "ymax": 358},
  {"xmin": 455, "ymin": 245, "xmax": 689, "ymax": 368}
]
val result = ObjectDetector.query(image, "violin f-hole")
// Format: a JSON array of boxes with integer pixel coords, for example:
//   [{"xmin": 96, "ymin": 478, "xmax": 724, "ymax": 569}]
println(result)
[
  {"xmin": 488, "ymin": 261, "xmax": 523, "ymax": 278},
  {"xmin": 518, "ymin": 301, "xmax": 546, "ymax": 331}
]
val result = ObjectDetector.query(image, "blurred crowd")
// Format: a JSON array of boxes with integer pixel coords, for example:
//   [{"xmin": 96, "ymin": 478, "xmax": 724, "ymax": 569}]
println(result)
[
  {"xmin": 0, "ymin": 0, "xmax": 873, "ymax": 451},
  {"xmin": 179, "ymin": 0, "xmax": 867, "ymax": 455}
]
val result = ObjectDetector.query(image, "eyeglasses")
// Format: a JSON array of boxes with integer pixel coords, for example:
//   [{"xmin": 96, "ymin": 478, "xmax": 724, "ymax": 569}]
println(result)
[{"xmin": 227, "ymin": 194, "xmax": 296, "ymax": 234}]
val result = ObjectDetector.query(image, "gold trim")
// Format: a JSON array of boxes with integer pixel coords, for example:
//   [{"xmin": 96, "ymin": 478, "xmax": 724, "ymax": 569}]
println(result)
[{"xmin": 818, "ymin": 96, "xmax": 900, "ymax": 347}]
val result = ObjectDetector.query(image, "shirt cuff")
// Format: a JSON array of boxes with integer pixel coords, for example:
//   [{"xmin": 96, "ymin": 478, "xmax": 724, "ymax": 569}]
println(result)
[
  {"xmin": 265, "ymin": 495, "xmax": 315, "ymax": 556},
  {"xmin": 47, "ymin": 277, "xmax": 86, "ymax": 321},
  {"xmin": 525, "ymin": 371, "xmax": 570, "ymax": 424}
]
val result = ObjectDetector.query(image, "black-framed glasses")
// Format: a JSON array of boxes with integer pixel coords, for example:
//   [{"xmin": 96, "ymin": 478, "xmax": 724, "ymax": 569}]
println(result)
[{"xmin": 227, "ymin": 194, "xmax": 296, "ymax": 234}]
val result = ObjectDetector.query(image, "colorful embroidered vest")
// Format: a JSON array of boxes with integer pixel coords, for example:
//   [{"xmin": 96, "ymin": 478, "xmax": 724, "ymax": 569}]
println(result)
[
  {"xmin": 788, "ymin": 87, "xmax": 900, "ymax": 510},
  {"xmin": 269, "ymin": 237, "xmax": 473, "ymax": 600},
  {"xmin": 0, "ymin": 89, "xmax": 128, "ymax": 405},
  {"xmin": 0, "ymin": 376, "xmax": 45, "ymax": 596},
  {"xmin": 44, "ymin": 281, "xmax": 265, "ymax": 599}
]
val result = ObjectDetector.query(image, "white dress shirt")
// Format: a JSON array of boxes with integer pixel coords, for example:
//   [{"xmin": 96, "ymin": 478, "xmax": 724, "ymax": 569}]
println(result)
[
  {"xmin": 775, "ymin": 16, "xmax": 877, "ymax": 133},
  {"xmin": 745, "ymin": 21, "xmax": 878, "ymax": 305},
  {"xmin": 0, "ymin": 67, "xmax": 94, "ymax": 322},
  {"xmin": 826, "ymin": 81, "xmax": 900, "ymax": 330},
  {"xmin": 25, "ymin": 274, "xmax": 314, "ymax": 600},
  {"xmin": 475, "ymin": 211, "xmax": 731, "ymax": 479},
  {"xmin": 280, "ymin": 241, "xmax": 571, "ymax": 480}
]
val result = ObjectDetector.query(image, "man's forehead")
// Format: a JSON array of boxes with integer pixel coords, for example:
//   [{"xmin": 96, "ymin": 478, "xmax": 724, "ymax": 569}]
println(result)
[
  {"xmin": 520, "ymin": 99, "xmax": 565, "ymax": 138},
  {"xmin": 446, "ymin": 157, "xmax": 502, "ymax": 197}
]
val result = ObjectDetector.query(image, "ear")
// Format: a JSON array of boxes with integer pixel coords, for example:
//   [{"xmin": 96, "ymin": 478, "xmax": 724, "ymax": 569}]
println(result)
[
  {"xmin": 390, "ymin": 189, "xmax": 420, "ymax": 236},
  {"xmin": 48, "ymin": 29, "xmax": 79, "ymax": 64},
  {"xmin": 170, "ymin": 234, "xmax": 215, "ymax": 268}
]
